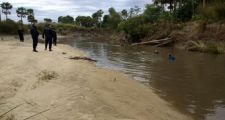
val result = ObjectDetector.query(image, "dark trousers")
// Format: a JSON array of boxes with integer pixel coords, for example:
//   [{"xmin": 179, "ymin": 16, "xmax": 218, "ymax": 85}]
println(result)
[
  {"xmin": 45, "ymin": 38, "xmax": 52, "ymax": 50},
  {"xmin": 53, "ymin": 38, "xmax": 57, "ymax": 46},
  {"xmin": 32, "ymin": 37, "xmax": 38, "ymax": 50},
  {"xmin": 19, "ymin": 33, "xmax": 24, "ymax": 42}
]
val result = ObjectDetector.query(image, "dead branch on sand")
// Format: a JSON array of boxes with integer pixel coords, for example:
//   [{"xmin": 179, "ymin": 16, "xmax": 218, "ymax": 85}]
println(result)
[
  {"xmin": 23, "ymin": 109, "xmax": 50, "ymax": 120},
  {"xmin": 0, "ymin": 103, "xmax": 24, "ymax": 119}
]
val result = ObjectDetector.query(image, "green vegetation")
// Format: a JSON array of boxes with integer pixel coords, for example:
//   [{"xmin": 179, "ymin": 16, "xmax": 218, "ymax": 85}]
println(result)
[
  {"xmin": 0, "ymin": 19, "xmax": 19, "ymax": 34},
  {"xmin": 44, "ymin": 18, "xmax": 52, "ymax": 23},
  {"xmin": 58, "ymin": 15, "xmax": 74, "ymax": 24}
]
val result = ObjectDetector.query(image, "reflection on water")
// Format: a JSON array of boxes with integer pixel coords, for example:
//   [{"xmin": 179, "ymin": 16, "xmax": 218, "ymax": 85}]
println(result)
[{"xmin": 61, "ymin": 36, "xmax": 225, "ymax": 120}]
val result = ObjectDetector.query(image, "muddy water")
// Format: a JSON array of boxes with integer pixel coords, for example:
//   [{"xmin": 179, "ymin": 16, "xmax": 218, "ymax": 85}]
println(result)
[{"xmin": 61, "ymin": 36, "xmax": 225, "ymax": 120}]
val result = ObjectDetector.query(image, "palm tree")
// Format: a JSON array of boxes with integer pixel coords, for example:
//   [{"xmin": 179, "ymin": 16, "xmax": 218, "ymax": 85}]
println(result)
[
  {"xmin": 1, "ymin": 2, "xmax": 13, "ymax": 20},
  {"xmin": 27, "ymin": 9, "xmax": 34, "ymax": 16},
  {"xmin": 27, "ymin": 9, "xmax": 35, "ymax": 24},
  {"xmin": 16, "ymin": 7, "xmax": 27, "ymax": 25}
]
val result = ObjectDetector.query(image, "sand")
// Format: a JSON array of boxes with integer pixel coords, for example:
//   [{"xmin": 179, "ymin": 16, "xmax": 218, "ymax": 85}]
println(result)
[{"xmin": 0, "ymin": 36, "xmax": 192, "ymax": 120}]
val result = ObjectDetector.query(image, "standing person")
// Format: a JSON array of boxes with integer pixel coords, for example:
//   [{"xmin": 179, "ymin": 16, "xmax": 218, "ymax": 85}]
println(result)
[
  {"xmin": 18, "ymin": 27, "xmax": 24, "ymax": 42},
  {"xmin": 42, "ymin": 24, "xmax": 53, "ymax": 51},
  {"xmin": 52, "ymin": 28, "xmax": 57, "ymax": 46},
  {"xmin": 30, "ymin": 24, "xmax": 39, "ymax": 52}
]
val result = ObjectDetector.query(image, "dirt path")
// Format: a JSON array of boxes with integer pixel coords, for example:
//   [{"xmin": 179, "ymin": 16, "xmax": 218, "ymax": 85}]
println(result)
[{"xmin": 0, "ymin": 37, "xmax": 192, "ymax": 120}]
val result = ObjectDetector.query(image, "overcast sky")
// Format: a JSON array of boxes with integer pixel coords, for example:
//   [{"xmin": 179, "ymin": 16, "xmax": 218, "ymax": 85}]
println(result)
[{"xmin": 1, "ymin": 0, "xmax": 152, "ymax": 22}]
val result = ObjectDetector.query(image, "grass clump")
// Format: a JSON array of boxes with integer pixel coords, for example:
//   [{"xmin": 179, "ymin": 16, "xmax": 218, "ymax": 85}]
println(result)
[{"xmin": 38, "ymin": 70, "xmax": 59, "ymax": 82}]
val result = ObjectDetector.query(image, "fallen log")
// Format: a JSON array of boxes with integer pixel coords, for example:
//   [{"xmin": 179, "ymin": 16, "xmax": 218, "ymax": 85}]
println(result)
[
  {"xmin": 155, "ymin": 40, "xmax": 173, "ymax": 47},
  {"xmin": 131, "ymin": 38, "xmax": 171, "ymax": 46},
  {"xmin": 69, "ymin": 56, "xmax": 97, "ymax": 62}
]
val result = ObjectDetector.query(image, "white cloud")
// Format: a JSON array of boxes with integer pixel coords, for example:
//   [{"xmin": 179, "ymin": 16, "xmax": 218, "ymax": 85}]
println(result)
[{"xmin": 1, "ymin": 0, "xmax": 151, "ymax": 22}]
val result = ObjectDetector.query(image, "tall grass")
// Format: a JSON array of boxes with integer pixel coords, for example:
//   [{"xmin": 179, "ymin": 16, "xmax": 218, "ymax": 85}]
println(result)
[
  {"xmin": 189, "ymin": 41, "xmax": 225, "ymax": 54},
  {"xmin": 197, "ymin": 1, "xmax": 225, "ymax": 21}
]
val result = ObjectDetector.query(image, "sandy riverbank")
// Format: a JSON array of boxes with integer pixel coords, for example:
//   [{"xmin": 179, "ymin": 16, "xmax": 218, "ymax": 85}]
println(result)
[{"xmin": 0, "ymin": 36, "xmax": 192, "ymax": 120}]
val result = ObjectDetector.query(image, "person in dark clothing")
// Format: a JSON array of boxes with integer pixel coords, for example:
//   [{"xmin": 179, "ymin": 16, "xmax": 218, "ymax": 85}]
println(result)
[
  {"xmin": 30, "ymin": 24, "xmax": 39, "ymax": 52},
  {"xmin": 42, "ymin": 25, "xmax": 53, "ymax": 51},
  {"xmin": 18, "ymin": 28, "xmax": 24, "ymax": 42},
  {"xmin": 168, "ymin": 54, "xmax": 176, "ymax": 61},
  {"xmin": 52, "ymin": 28, "xmax": 57, "ymax": 46}
]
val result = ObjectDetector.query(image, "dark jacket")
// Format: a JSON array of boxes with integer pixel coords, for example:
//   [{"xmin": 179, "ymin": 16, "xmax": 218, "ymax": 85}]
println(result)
[
  {"xmin": 30, "ymin": 26, "xmax": 39, "ymax": 38},
  {"xmin": 52, "ymin": 30, "xmax": 57, "ymax": 41},
  {"xmin": 42, "ymin": 28, "xmax": 53, "ymax": 39}
]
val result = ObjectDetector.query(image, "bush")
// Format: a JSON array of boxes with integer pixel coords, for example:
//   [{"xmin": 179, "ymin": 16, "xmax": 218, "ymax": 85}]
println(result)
[
  {"xmin": 144, "ymin": 4, "xmax": 163, "ymax": 23},
  {"xmin": 173, "ymin": 1, "xmax": 193, "ymax": 22},
  {"xmin": 197, "ymin": 1, "xmax": 225, "ymax": 21},
  {"xmin": 118, "ymin": 15, "xmax": 151, "ymax": 42},
  {"xmin": 0, "ymin": 19, "xmax": 19, "ymax": 34}
]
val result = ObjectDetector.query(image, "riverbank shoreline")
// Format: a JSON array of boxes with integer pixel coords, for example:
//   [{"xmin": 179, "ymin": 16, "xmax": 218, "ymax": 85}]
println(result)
[{"xmin": 0, "ymin": 36, "xmax": 192, "ymax": 120}]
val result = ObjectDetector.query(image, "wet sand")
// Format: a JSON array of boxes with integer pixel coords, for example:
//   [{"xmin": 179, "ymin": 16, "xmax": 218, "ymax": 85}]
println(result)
[{"xmin": 0, "ymin": 36, "xmax": 192, "ymax": 120}]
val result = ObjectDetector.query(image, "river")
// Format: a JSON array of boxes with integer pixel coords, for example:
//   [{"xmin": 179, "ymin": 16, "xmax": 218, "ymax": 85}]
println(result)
[{"xmin": 61, "ymin": 35, "xmax": 225, "ymax": 120}]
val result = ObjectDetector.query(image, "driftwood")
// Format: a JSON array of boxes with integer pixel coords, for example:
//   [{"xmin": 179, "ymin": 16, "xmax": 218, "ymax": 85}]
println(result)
[
  {"xmin": 155, "ymin": 39, "xmax": 173, "ymax": 47},
  {"xmin": 69, "ymin": 56, "xmax": 97, "ymax": 62},
  {"xmin": 23, "ymin": 109, "xmax": 50, "ymax": 120},
  {"xmin": 131, "ymin": 38, "xmax": 172, "ymax": 46},
  {"xmin": 0, "ymin": 103, "xmax": 24, "ymax": 119}
]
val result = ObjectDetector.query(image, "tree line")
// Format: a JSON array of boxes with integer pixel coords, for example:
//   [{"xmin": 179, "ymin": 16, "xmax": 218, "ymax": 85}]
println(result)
[{"xmin": 0, "ymin": 2, "xmax": 37, "ymax": 24}]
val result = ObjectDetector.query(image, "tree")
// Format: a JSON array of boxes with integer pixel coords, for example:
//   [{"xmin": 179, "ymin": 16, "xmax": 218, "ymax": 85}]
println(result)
[
  {"xmin": 76, "ymin": 16, "xmax": 94, "ymax": 27},
  {"xmin": 129, "ymin": 8, "xmax": 135, "ymax": 18},
  {"xmin": 108, "ymin": 7, "xmax": 122, "ymax": 29},
  {"xmin": 58, "ymin": 15, "xmax": 74, "ymax": 24},
  {"xmin": 102, "ymin": 15, "xmax": 110, "ymax": 27},
  {"xmin": 1, "ymin": 2, "xmax": 13, "ymax": 20},
  {"xmin": 133, "ymin": 6, "xmax": 141, "ymax": 15},
  {"xmin": 92, "ymin": 10, "xmax": 104, "ymax": 27},
  {"xmin": 26, "ymin": 9, "xmax": 36, "ymax": 24},
  {"xmin": 121, "ymin": 9, "xmax": 128, "ymax": 20},
  {"xmin": 144, "ymin": 4, "xmax": 163, "ymax": 22},
  {"xmin": 16, "ymin": 7, "xmax": 27, "ymax": 25},
  {"xmin": 27, "ymin": 9, "xmax": 34, "ymax": 16},
  {"xmin": 27, "ymin": 15, "xmax": 35, "ymax": 24},
  {"xmin": 44, "ymin": 18, "xmax": 52, "ymax": 23}
]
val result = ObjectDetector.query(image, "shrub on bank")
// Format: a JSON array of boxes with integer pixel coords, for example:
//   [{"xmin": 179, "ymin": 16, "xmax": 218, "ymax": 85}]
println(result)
[
  {"xmin": 0, "ymin": 19, "xmax": 19, "ymax": 34},
  {"xmin": 188, "ymin": 41, "xmax": 225, "ymax": 54},
  {"xmin": 36, "ymin": 23, "xmax": 98, "ymax": 35}
]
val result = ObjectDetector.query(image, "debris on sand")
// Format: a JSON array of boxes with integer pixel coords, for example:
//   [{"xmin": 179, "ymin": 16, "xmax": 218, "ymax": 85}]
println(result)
[
  {"xmin": 69, "ymin": 56, "xmax": 97, "ymax": 62},
  {"xmin": 38, "ymin": 70, "xmax": 59, "ymax": 82},
  {"xmin": 62, "ymin": 52, "xmax": 67, "ymax": 55}
]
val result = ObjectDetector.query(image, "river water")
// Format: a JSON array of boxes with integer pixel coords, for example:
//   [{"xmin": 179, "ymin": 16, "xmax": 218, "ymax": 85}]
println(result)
[{"xmin": 61, "ymin": 36, "xmax": 225, "ymax": 120}]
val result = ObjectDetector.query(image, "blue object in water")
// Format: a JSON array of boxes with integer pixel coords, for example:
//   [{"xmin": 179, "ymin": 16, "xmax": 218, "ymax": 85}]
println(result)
[{"xmin": 168, "ymin": 54, "xmax": 176, "ymax": 61}]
